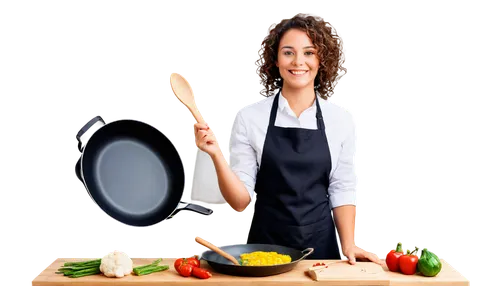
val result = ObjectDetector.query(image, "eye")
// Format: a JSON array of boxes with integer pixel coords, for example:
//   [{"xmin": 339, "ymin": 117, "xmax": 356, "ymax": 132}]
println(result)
[
  {"xmin": 305, "ymin": 51, "xmax": 316, "ymax": 56},
  {"xmin": 283, "ymin": 50, "xmax": 294, "ymax": 56}
]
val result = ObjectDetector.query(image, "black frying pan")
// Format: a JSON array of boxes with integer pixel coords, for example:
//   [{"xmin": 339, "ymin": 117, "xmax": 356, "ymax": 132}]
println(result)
[
  {"xmin": 200, "ymin": 244, "xmax": 314, "ymax": 277},
  {"xmin": 75, "ymin": 116, "xmax": 212, "ymax": 226}
]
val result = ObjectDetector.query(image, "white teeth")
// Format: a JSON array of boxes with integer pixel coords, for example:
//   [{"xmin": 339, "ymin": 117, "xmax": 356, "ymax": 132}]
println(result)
[{"xmin": 290, "ymin": 70, "xmax": 307, "ymax": 75}]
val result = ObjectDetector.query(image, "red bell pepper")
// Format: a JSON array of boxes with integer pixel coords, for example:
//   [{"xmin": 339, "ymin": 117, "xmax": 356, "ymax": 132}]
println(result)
[
  {"xmin": 399, "ymin": 247, "xmax": 419, "ymax": 275},
  {"xmin": 386, "ymin": 242, "xmax": 404, "ymax": 272}
]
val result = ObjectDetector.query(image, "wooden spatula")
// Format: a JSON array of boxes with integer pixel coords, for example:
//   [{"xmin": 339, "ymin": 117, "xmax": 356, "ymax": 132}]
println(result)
[
  {"xmin": 195, "ymin": 237, "xmax": 240, "ymax": 266},
  {"xmin": 170, "ymin": 73, "xmax": 206, "ymax": 124}
]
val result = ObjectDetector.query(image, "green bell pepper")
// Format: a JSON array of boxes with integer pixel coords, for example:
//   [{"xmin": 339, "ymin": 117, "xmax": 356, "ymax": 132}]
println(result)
[{"xmin": 418, "ymin": 246, "xmax": 442, "ymax": 277}]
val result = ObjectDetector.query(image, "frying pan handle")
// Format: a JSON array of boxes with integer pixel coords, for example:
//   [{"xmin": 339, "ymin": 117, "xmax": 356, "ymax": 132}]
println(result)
[
  {"xmin": 77, "ymin": 116, "xmax": 105, "ymax": 152},
  {"xmin": 297, "ymin": 248, "xmax": 315, "ymax": 261},
  {"xmin": 167, "ymin": 201, "xmax": 213, "ymax": 219}
]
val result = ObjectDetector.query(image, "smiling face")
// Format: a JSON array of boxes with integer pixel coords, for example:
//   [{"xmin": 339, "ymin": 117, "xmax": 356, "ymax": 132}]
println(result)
[{"xmin": 276, "ymin": 28, "xmax": 320, "ymax": 91}]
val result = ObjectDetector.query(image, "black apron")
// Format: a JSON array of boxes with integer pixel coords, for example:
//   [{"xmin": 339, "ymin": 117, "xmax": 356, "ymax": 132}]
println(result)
[{"xmin": 247, "ymin": 91, "xmax": 341, "ymax": 260}]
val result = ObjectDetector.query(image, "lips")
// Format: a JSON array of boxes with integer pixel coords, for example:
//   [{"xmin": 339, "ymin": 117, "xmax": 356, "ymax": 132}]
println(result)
[{"xmin": 289, "ymin": 70, "xmax": 308, "ymax": 75}]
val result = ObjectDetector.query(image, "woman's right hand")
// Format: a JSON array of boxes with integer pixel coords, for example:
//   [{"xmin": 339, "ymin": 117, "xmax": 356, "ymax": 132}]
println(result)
[
  {"xmin": 194, "ymin": 123, "xmax": 221, "ymax": 157},
  {"xmin": 193, "ymin": 123, "xmax": 250, "ymax": 211}
]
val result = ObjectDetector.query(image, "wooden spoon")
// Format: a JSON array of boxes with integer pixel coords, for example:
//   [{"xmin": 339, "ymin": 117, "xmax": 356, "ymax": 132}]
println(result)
[
  {"xmin": 168, "ymin": 71, "xmax": 226, "ymax": 159},
  {"xmin": 195, "ymin": 237, "xmax": 240, "ymax": 266},
  {"xmin": 170, "ymin": 73, "xmax": 205, "ymax": 124}
]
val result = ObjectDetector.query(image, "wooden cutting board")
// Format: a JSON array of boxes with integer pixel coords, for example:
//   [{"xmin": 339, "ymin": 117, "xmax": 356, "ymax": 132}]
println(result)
[
  {"xmin": 308, "ymin": 261, "xmax": 388, "ymax": 285},
  {"xmin": 32, "ymin": 258, "xmax": 469, "ymax": 286}
]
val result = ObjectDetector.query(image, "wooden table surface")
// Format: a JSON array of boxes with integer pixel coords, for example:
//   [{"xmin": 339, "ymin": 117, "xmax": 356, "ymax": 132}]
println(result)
[{"xmin": 32, "ymin": 258, "xmax": 469, "ymax": 286}]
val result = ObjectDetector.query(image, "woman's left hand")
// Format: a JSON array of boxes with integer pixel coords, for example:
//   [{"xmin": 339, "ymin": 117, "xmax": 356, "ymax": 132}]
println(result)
[{"xmin": 342, "ymin": 245, "xmax": 384, "ymax": 266}]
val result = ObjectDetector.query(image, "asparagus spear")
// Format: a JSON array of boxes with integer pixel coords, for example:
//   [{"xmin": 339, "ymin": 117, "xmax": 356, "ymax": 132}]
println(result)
[
  {"xmin": 135, "ymin": 265, "xmax": 169, "ymax": 276},
  {"xmin": 132, "ymin": 259, "xmax": 170, "ymax": 276},
  {"xmin": 132, "ymin": 258, "xmax": 162, "ymax": 273},
  {"xmin": 56, "ymin": 260, "xmax": 102, "ymax": 278},
  {"xmin": 64, "ymin": 259, "xmax": 101, "ymax": 267},
  {"xmin": 69, "ymin": 268, "xmax": 102, "ymax": 278}
]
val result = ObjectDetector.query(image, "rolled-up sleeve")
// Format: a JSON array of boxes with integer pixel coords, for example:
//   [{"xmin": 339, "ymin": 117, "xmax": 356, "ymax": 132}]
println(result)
[
  {"xmin": 229, "ymin": 111, "xmax": 258, "ymax": 201},
  {"xmin": 328, "ymin": 114, "xmax": 357, "ymax": 208}
]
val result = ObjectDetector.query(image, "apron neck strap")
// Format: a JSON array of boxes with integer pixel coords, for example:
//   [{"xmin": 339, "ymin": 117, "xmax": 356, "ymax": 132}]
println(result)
[
  {"xmin": 269, "ymin": 91, "xmax": 280, "ymax": 126},
  {"xmin": 315, "ymin": 95, "xmax": 325, "ymax": 131}
]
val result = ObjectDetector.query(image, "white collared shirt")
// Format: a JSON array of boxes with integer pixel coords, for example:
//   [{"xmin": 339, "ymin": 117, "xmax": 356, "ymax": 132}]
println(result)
[{"xmin": 229, "ymin": 92, "xmax": 357, "ymax": 209}]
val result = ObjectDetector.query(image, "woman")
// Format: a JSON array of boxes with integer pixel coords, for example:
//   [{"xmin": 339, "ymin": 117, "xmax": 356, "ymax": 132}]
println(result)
[{"xmin": 194, "ymin": 13, "xmax": 381, "ymax": 264}]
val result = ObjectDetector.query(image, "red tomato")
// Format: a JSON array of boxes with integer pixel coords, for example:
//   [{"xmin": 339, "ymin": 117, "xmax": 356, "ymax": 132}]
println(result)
[
  {"xmin": 185, "ymin": 255, "xmax": 200, "ymax": 268},
  {"xmin": 192, "ymin": 267, "xmax": 212, "ymax": 279},
  {"xmin": 174, "ymin": 255, "xmax": 200, "ymax": 272},
  {"xmin": 399, "ymin": 248, "xmax": 419, "ymax": 275},
  {"xmin": 386, "ymin": 242, "xmax": 404, "ymax": 272},
  {"xmin": 177, "ymin": 263, "xmax": 194, "ymax": 277}
]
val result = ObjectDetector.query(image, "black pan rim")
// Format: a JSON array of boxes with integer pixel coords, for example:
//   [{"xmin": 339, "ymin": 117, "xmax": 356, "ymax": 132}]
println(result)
[{"xmin": 78, "ymin": 116, "xmax": 188, "ymax": 230}]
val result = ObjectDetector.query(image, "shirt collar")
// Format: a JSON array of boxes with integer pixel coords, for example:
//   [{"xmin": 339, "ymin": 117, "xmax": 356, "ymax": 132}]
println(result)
[{"xmin": 277, "ymin": 90, "xmax": 319, "ymax": 114}]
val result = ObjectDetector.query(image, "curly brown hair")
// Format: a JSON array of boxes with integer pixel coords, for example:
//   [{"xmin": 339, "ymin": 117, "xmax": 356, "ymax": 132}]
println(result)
[{"xmin": 256, "ymin": 14, "xmax": 347, "ymax": 100}]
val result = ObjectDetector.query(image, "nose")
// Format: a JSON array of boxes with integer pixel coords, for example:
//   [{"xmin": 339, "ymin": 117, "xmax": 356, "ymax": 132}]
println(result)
[{"xmin": 292, "ymin": 54, "xmax": 305, "ymax": 66}]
